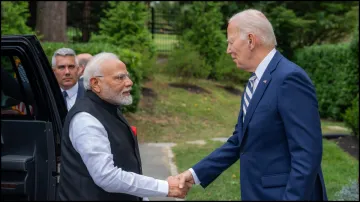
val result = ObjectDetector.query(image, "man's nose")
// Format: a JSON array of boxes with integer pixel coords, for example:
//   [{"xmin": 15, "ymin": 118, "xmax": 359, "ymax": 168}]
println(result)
[
  {"xmin": 64, "ymin": 67, "xmax": 70, "ymax": 74},
  {"xmin": 125, "ymin": 78, "xmax": 133, "ymax": 87},
  {"xmin": 226, "ymin": 44, "xmax": 231, "ymax": 54}
]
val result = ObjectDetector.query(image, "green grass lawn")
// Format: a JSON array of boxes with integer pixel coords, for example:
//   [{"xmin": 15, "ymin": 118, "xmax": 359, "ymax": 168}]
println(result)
[
  {"xmin": 172, "ymin": 139, "xmax": 359, "ymax": 201},
  {"xmin": 126, "ymin": 73, "xmax": 352, "ymax": 144},
  {"xmin": 153, "ymin": 33, "xmax": 178, "ymax": 53}
]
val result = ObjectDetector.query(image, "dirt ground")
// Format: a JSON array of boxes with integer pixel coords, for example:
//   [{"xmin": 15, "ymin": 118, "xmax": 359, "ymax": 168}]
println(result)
[
  {"xmin": 328, "ymin": 135, "xmax": 359, "ymax": 160},
  {"xmin": 168, "ymin": 83, "xmax": 211, "ymax": 94}
]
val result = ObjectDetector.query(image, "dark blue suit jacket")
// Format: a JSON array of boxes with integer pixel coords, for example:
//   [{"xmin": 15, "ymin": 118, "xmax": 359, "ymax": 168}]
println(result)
[
  {"xmin": 76, "ymin": 79, "xmax": 85, "ymax": 103},
  {"xmin": 192, "ymin": 51, "xmax": 328, "ymax": 201}
]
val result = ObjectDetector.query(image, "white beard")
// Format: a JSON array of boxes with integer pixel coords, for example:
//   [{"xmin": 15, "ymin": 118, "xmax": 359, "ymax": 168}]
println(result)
[{"xmin": 102, "ymin": 83, "xmax": 133, "ymax": 106}]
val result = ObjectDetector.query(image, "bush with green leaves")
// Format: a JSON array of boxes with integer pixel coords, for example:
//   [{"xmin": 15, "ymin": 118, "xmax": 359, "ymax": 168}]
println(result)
[
  {"xmin": 350, "ymin": 23, "xmax": 359, "ymax": 65},
  {"xmin": 176, "ymin": 2, "xmax": 226, "ymax": 77},
  {"xmin": 213, "ymin": 53, "xmax": 251, "ymax": 88},
  {"xmin": 90, "ymin": 1, "xmax": 156, "ymax": 57},
  {"xmin": 41, "ymin": 42, "xmax": 142, "ymax": 113},
  {"xmin": 294, "ymin": 43, "xmax": 358, "ymax": 120},
  {"xmin": 343, "ymin": 95, "xmax": 359, "ymax": 137},
  {"xmin": 334, "ymin": 180, "xmax": 359, "ymax": 201},
  {"xmin": 165, "ymin": 42, "xmax": 211, "ymax": 83},
  {"xmin": 136, "ymin": 49, "xmax": 157, "ymax": 81},
  {"xmin": 1, "ymin": 1, "xmax": 33, "ymax": 35}
]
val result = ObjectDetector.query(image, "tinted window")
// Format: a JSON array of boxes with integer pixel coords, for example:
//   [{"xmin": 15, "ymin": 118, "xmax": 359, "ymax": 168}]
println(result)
[{"xmin": 1, "ymin": 55, "xmax": 36, "ymax": 119}]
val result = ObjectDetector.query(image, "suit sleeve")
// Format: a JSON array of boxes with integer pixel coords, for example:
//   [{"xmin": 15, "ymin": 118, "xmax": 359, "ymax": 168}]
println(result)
[
  {"xmin": 278, "ymin": 70, "xmax": 323, "ymax": 200},
  {"xmin": 192, "ymin": 113, "xmax": 242, "ymax": 188}
]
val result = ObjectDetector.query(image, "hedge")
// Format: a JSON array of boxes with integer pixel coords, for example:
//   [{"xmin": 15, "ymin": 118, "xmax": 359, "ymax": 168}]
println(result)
[
  {"xmin": 294, "ymin": 43, "xmax": 358, "ymax": 121},
  {"xmin": 41, "ymin": 42, "xmax": 142, "ymax": 113}
]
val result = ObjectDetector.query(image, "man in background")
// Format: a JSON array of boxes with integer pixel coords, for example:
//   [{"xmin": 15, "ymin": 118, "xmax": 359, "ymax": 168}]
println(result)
[
  {"xmin": 52, "ymin": 48, "xmax": 85, "ymax": 110},
  {"xmin": 77, "ymin": 53, "xmax": 92, "ymax": 83}
]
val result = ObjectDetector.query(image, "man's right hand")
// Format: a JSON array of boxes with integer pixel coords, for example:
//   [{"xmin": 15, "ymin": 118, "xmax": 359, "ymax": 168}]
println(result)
[
  {"xmin": 176, "ymin": 170, "xmax": 195, "ymax": 189},
  {"xmin": 167, "ymin": 176, "xmax": 191, "ymax": 198}
]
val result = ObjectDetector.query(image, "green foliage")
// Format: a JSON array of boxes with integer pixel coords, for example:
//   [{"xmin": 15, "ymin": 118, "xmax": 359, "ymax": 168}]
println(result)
[
  {"xmin": 41, "ymin": 42, "xmax": 143, "ymax": 113},
  {"xmin": 213, "ymin": 53, "xmax": 251, "ymax": 88},
  {"xmin": 262, "ymin": 5, "xmax": 314, "ymax": 59},
  {"xmin": 1, "ymin": 1, "xmax": 33, "ymax": 35},
  {"xmin": 165, "ymin": 42, "xmax": 211, "ymax": 83},
  {"xmin": 176, "ymin": 2, "xmax": 227, "ymax": 77},
  {"xmin": 350, "ymin": 23, "xmax": 359, "ymax": 64},
  {"xmin": 294, "ymin": 43, "xmax": 358, "ymax": 120},
  {"xmin": 90, "ymin": 2, "xmax": 156, "ymax": 57},
  {"xmin": 137, "ymin": 48, "xmax": 157, "ymax": 81},
  {"xmin": 343, "ymin": 95, "xmax": 359, "ymax": 138}
]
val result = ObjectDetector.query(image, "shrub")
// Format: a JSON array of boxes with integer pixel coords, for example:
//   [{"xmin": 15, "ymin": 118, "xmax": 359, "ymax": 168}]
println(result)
[
  {"xmin": 334, "ymin": 180, "xmax": 359, "ymax": 201},
  {"xmin": 90, "ymin": 1, "xmax": 156, "ymax": 57},
  {"xmin": 1, "ymin": 2, "xmax": 33, "ymax": 35},
  {"xmin": 294, "ymin": 43, "xmax": 358, "ymax": 120},
  {"xmin": 343, "ymin": 95, "xmax": 359, "ymax": 137},
  {"xmin": 41, "ymin": 42, "xmax": 142, "ymax": 113},
  {"xmin": 350, "ymin": 23, "xmax": 359, "ymax": 66},
  {"xmin": 176, "ymin": 2, "xmax": 226, "ymax": 77},
  {"xmin": 213, "ymin": 53, "xmax": 251, "ymax": 88},
  {"xmin": 165, "ymin": 42, "xmax": 211, "ymax": 83},
  {"xmin": 136, "ymin": 48, "xmax": 157, "ymax": 82}
]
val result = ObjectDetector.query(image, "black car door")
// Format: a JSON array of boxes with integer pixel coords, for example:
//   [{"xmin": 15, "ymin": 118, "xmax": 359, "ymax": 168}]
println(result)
[{"xmin": 1, "ymin": 35, "xmax": 67, "ymax": 201}]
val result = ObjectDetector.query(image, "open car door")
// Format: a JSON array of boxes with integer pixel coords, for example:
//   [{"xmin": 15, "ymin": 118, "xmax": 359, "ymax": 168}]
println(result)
[{"xmin": 1, "ymin": 35, "xmax": 67, "ymax": 200}]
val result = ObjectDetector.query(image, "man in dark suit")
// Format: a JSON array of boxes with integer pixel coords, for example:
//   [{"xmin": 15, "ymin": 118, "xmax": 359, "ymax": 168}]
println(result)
[
  {"xmin": 175, "ymin": 9, "xmax": 328, "ymax": 201},
  {"xmin": 52, "ymin": 48, "xmax": 85, "ymax": 110}
]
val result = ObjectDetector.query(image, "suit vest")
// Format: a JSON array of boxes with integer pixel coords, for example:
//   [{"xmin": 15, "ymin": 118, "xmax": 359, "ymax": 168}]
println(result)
[{"xmin": 59, "ymin": 90, "xmax": 142, "ymax": 201}]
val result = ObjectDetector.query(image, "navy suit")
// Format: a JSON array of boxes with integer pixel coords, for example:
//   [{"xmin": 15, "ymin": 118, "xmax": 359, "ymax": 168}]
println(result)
[
  {"xmin": 192, "ymin": 51, "xmax": 327, "ymax": 200},
  {"xmin": 76, "ymin": 79, "xmax": 85, "ymax": 103}
]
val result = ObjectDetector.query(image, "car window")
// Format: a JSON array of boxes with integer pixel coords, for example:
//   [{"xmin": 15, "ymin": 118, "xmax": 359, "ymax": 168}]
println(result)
[{"xmin": 1, "ymin": 55, "xmax": 36, "ymax": 119}]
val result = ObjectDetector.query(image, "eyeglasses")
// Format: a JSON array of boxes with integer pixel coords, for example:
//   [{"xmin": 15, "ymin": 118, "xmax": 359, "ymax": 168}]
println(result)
[{"xmin": 94, "ymin": 73, "xmax": 131, "ymax": 82}]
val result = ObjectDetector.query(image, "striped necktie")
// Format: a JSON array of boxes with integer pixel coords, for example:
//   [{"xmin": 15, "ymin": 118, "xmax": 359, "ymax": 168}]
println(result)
[{"xmin": 243, "ymin": 73, "xmax": 257, "ymax": 122}]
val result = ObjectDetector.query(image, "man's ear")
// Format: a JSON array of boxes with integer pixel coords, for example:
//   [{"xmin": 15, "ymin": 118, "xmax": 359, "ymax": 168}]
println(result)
[
  {"xmin": 248, "ymin": 34, "xmax": 256, "ymax": 50},
  {"xmin": 90, "ymin": 77, "xmax": 101, "ymax": 93}
]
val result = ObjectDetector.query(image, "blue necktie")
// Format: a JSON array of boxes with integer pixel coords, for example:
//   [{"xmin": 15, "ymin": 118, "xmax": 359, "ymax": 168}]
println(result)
[
  {"xmin": 243, "ymin": 73, "xmax": 257, "ymax": 122},
  {"xmin": 62, "ymin": 91, "xmax": 68, "ymax": 104}
]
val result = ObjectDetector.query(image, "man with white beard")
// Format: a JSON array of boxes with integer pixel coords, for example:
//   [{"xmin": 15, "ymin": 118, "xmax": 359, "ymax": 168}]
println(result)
[{"xmin": 58, "ymin": 52, "xmax": 189, "ymax": 201}]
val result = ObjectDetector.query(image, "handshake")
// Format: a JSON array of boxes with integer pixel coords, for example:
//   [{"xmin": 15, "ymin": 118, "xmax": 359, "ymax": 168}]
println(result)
[{"xmin": 166, "ymin": 170, "xmax": 195, "ymax": 199}]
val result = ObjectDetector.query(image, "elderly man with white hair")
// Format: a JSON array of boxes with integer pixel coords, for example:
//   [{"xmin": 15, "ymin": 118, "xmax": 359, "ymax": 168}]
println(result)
[
  {"xmin": 52, "ymin": 48, "xmax": 85, "ymax": 110},
  {"xmin": 175, "ymin": 9, "xmax": 328, "ymax": 201},
  {"xmin": 58, "ymin": 52, "xmax": 190, "ymax": 201}
]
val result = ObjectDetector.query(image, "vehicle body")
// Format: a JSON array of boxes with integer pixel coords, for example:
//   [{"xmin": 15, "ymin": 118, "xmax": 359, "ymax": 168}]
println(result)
[{"xmin": 1, "ymin": 35, "xmax": 67, "ymax": 200}]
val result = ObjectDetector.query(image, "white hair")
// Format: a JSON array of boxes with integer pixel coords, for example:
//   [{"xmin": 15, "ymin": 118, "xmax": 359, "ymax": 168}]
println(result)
[
  {"xmin": 83, "ymin": 52, "xmax": 120, "ymax": 90},
  {"xmin": 51, "ymin": 48, "xmax": 79, "ymax": 68},
  {"xmin": 229, "ymin": 9, "xmax": 277, "ymax": 48}
]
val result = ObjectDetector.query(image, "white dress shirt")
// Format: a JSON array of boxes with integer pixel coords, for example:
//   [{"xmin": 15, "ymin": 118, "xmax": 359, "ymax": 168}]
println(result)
[
  {"xmin": 189, "ymin": 48, "xmax": 277, "ymax": 185},
  {"xmin": 61, "ymin": 82, "xmax": 78, "ymax": 110},
  {"xmin": 69, "ymin": 112, "xmax": 169, "ymax": 199}
]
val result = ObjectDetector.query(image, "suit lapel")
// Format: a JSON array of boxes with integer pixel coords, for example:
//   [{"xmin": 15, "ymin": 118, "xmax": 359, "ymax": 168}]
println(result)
[{"xmin": 241, "ymin": 51, "xmax": 283, "ymax": 135}]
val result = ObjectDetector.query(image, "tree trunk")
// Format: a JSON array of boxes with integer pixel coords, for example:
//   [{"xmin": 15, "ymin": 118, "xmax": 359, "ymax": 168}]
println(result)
[
  {"xmin": 81, "ymin": 1, "xmax": 91, "ymax": 42},
  {"xmin": 36, "ymin": 1, "xmax": 67, "ymax": 42}
]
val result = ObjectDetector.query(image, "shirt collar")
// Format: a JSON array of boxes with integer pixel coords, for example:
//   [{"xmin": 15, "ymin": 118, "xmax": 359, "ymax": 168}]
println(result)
[
  {"xmin": 61, "ymin": 82, "xmax": 79, "ymax": 98},
  {"xmin": 254, "ymin": 48, "xmax": 277, "ymax": 80}
]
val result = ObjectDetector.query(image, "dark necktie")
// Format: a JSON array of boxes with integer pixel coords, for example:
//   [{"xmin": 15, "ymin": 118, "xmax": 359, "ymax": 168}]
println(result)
[
  {"xmin": 243, "ymin": 73, "xmax": 257, "ymax": 122},
  {"xmin": 62, "ymin": 90, "xmax": 68, "ymax": 104}
]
